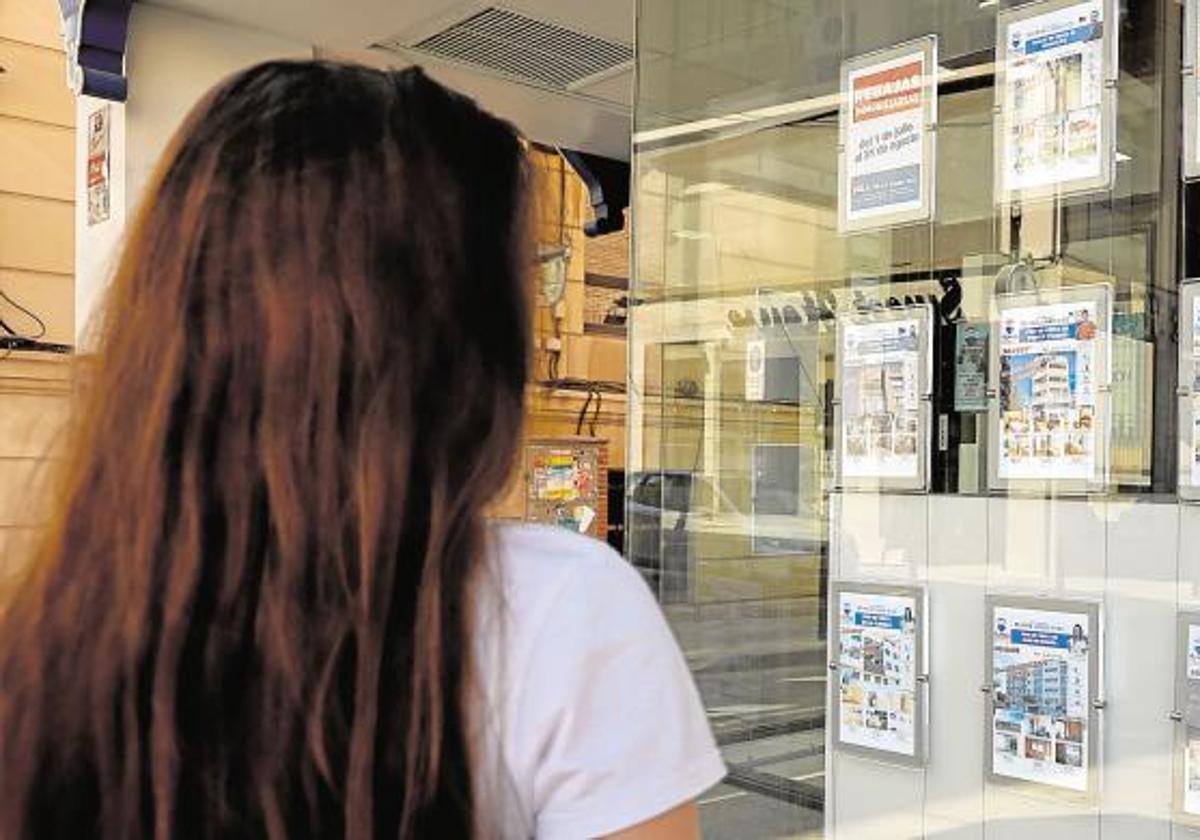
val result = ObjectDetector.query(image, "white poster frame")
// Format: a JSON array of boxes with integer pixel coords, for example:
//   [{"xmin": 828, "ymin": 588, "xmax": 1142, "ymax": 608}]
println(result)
[
  {"xmin": 1182, "ymin": 281, "xmax": 1200, "ymax": 502},
  {"xmin": 984, "ymin": 595, "xmax": 1102, "ymax": 800},
  {"xmin": 993, "ymin": 0, "xmax": 1119, "ymax": 204},
  {"xmin": 1173, "ymin": 611, "xmax": 1200, "ymax": 824},
  {"xmin": 987, "ymin": 283, "xmax": 1113, "ymax": 495},
  {"xmin": 837, "ymin": 36, "xmax": 938, "ymax": 234},
  {"xmin": 1185, "ymin": 0, "xmax": 1200, "ymax": 181},
  {"xmin": 830, "ymin": 582, "xmax": 928, "ymax": 768},
  {"xmin": 834, "ymin": 304, "xmax": 935, "ymax": 493}
]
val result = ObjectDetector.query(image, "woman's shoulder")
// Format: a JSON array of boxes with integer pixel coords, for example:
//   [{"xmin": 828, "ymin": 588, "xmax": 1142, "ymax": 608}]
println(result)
[
  {"xmin": 482, "ymin": 523, "xmax": 725, "ymax": 839},
  {"xmin": 481, "ymin": 522, "xmax": 669, "ymax": 684},
  {"xmin": 488, "ymin": 523, "xmax": 651, "ymax": 617}
]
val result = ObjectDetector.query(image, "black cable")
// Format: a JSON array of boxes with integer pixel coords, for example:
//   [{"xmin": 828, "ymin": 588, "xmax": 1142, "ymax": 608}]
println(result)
[
  {"xmin": 590, "ymin": 389, "xmax": 602, "ymax": 436},
  {"xmin": 0, "ymin": 288, "xmax": 47, "ymax": 340},
  {"xmin": 576, "ymin": 389, "xmax": 594, "ymax": 436}
]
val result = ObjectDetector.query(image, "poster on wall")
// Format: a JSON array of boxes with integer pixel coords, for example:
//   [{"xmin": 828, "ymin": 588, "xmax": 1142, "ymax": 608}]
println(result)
[
  {"xmin": 1176, "ymin": 614, "xmax": 1200, "ymax": 819},
  {"xmin": 1185, "ymin": 0, "xmax": 1200, "ymax": 181},
  {"xmin": 524, "ymin": 442, "xmax": 602, "ymax": 537},
  {"xmin": 86, "ymin": 104, "xmax": 111, "ymax": 227},
  {"xmin": 838, "ymin": 36, "xmax": 938, "ymax": 233},
  {"xmin": 987, "ymin": 597, "xmax": 1099, "ymax": 794},
  {"xmin": 1182, "ymin": 283, "xmax": 1200, "ymax": 501},
  {"xmin": 836, "ymin": 306, "xmax": 933, "ymax": 491},
  {"xmin": 988, "ymin": 285, "xmax": 1111, "ymax": 492},
  {"xmin": 832, "ymin": 583, "xmax": 926, "ymax": 766},
  {"xmin": 995, "ymin": 0, "xmax": 1116, "ymax": 202}
]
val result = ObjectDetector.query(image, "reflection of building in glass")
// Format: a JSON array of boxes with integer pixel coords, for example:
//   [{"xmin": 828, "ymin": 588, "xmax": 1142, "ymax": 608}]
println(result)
[
  {"xmin": 1002, "ymin": 659, "xmax": 1069, "ymax": 715},
  {"xmin": 1032, "ymin": 355, "xmax": 1071, "ymax": 409}
]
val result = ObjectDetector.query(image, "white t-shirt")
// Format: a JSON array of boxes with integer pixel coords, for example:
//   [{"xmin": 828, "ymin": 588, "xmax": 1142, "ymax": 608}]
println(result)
[{"xmin": 475, "ymin": 524, "xmax": 726, "ymax": 839}]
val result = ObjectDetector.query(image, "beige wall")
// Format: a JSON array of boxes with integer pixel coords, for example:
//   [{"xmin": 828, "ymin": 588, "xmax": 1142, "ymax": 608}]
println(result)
[
  {"xmin": 0, "ymin": 0, "xmax": 75, "ymax": 576},
  {"xmin": 76, "ymin": 4, "xmax": 310, "ymax": 346}
]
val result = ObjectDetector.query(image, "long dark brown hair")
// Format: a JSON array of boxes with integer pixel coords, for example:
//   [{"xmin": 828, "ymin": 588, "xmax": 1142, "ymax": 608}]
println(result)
[{"xmin": 1, "ymin": 61, "xmax": 530, "ymax": 839}]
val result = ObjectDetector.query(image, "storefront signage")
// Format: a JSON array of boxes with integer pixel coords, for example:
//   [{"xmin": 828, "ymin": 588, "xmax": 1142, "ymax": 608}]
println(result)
[
  {"xmin": 954, "ymin": 323, "xmax": 990, "ymax": 413},
  {"xmin": 987, "ymin": 597, "xmax": 1099, "ymax": 795},
  {"xmin": 838, "ymin": 36, "xmax": 938, "ymax": 233},
  {"xmin": 836, "ymin": 306, "xmax": 932, "ymax": 491},
  {"xmin": 995, "ymin": 0, "xmax": 1116, "ymax": 202},
  {"xmin": 832, "ymin": 584, "xmax": 926, "ymax": 766},
  {"xmin": 727, "ymin": 275, "xmax": 962, "ymax": 332},
  {"xmin": 988, "ymin": 285, "xmax": 1111, "ymax": 493},
  {"xmin": 1185, "ymin": 0, "xmax": 1200, "ymax": 181},
  {"xmin": 1182, "ymin": 282, "xmax": 1200, "ymax": 501}
]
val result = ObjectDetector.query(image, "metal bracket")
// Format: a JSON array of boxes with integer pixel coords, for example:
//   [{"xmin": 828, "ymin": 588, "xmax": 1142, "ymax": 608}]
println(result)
[
  {"xmin": 916, "ymin": 674, "xmax": 930, "ymax": 685},
  {"xmin": 1170, "ymin": 710, "xmax": 1185, "ymax": 723},
  {"xmin": 829, "ymin": 661, "xmax": 840, "ymax": 673},
  {"xmin": 1092, "ymin": 698, "xmax": 1108, "ymax": 711}
]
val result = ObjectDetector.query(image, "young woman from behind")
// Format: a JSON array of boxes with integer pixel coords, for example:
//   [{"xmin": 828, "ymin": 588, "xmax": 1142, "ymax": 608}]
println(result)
[{"xmin": 0, "ymin": 61, "xmax": 724, "ymax": 839}]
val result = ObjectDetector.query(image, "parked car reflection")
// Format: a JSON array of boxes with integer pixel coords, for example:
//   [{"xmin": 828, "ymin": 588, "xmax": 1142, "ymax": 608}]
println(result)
[{"xmin": 626, "ymin": 470, "xmax": 824, "ymax": 603}]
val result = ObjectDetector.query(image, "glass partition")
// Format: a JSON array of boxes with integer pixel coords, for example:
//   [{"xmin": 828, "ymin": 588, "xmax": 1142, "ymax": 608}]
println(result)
[{"xmin": 630, "ymin": 1, "xmax": 1192, "ymax": 836}]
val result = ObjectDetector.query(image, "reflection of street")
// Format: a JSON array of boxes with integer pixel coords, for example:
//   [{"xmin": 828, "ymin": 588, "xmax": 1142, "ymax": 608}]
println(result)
[{"xmin": 665, "ymin": 596, "xmax": 827, "ymax": 838}]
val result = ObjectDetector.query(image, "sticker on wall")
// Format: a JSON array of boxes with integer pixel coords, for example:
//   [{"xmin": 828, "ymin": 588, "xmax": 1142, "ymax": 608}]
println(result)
[
  {"xmin": 986, "ymin": 597, "xmax": 1100, "ymax": 796},
  {"xmin": 838, "ymin": 36, "xmax": 938, "ymax": 234},
  {"xmin": 988, "ymin": 284, "xmax": 1112, "ymax": 494},
  {"xmin": 994, "ymin": 0, "xmax": 1117, "ymax": 202},
  {"xmin": 831, "ymin": 583, "xmax": 927, "ymax": 766},
  {"xmin": 835, "ymin": 305, "xmax": 933, "ymax": 491},
  {"xmin": 86, "ymin": 104, "xmax": 112, "ymax": 226}
]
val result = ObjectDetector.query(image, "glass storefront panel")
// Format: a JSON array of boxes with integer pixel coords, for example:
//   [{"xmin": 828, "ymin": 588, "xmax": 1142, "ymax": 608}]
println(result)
[{"xmin": 630, "ymin": 1, "xmax": 1196, "ymax": 837}]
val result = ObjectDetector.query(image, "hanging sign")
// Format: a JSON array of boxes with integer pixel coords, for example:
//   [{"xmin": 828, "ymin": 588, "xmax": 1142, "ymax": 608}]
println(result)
[
  {"xmin": 1182, "ymin": 282, "xmax": 1200, "ymax": 501},
  {"xmin": 838, "ymin": 36, "xmax": 938, "ymax": 233},
  {"xmin": 1176, "ymin": 614, "xmax": 1200, "ymax": 819},
  {"xmin": 1186, "ymin": 0, "xmax": 1200, "ymax": 181},
  {"xmin": 987, "ymin": 597, "xmax": 1099, "ymax": 795},
  {"xmin": 832, "ymin": 584, "xmax": 926, "ymax": 766},
  {"xmin": 995, "ymin": 0, "xmax": 1116, "ymax": 202},
  {"xmin": 989, "ymin": 285, "xmax": 1111, "ymax": 492},
  {"xmin": 836, "ymin": 306, "xmax": 933, "ymax": 491}
]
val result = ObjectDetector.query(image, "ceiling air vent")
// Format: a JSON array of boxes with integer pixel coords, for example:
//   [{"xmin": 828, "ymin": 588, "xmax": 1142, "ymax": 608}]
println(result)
[{"xmin": 377, "ymin": 7, "xmax": 632, "ymax": 91}]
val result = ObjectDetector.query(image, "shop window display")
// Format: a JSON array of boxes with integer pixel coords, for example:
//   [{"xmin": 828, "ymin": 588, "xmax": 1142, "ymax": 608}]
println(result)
[{"xmin": 631, "ymin": 0, "xmax": 1196, "ymax": 836}]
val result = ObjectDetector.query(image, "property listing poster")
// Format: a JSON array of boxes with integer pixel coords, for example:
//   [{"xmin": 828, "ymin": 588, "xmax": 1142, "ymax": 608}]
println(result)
[
  {"xmin": 1189, "ymin": 0, "xmax": 1200, "ymax": 180},
  {"xmin": 837, "ymin": 589, "xmax": 919, "ymax": 757},
  {"xmin": 991, "ymin": 605, "xmax": 1091, "ymax": 791},
  {"xmin": 842, "ymin": 46, "xmax": 931, "ymax": 228},
  {"xmin": 999, "ymin": 0, "xmax": 1108, "ymax": 196},
  {"xmin": 955, "ymin": 322, "xmax": 990, "ymax": 413},
  {"xmin": 1185, "ymin": 623, "xmax": 1200, "ymax": 815},
  {"xmin": 997, "ymin": 301, "xmax": 1100, "ymax": 481},
  {"xmin": 1191, "ymin": 297, "xmax": 1200, "ymax": 488},
  {"xmin": 841, "ymin": 318, "xmax": 923, "ymax": 479}
]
